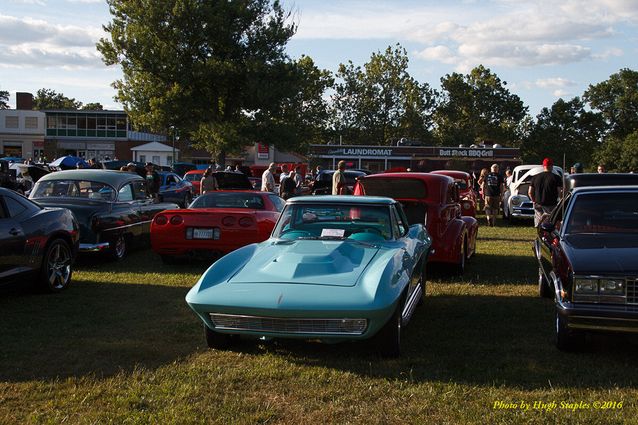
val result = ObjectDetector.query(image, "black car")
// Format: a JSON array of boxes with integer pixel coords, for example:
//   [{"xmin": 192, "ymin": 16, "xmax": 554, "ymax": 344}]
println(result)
[
  {"xmin": 309, "ymin": 170, "xmax": 368, "ymax": 195},
  {"xmin": 29, "ymin": 170, "xmax": 179, "ymax": 260},
  {"xmin": 534, "ymin": 176, "xmax": 638, "ymax": 350},
  {"xmin": 0, "ymin": 188, "xmax": 79, "ymax": 292}
]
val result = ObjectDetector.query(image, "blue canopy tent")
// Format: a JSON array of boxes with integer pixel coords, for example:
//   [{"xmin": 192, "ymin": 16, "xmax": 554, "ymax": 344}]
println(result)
[{"xmin": 49, "ymin": 156, "xmax": 89, "ymax": 170}]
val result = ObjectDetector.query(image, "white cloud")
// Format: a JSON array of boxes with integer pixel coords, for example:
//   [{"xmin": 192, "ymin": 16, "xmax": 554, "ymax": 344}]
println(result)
[
  {"xmin": 535, "ymin": 78, "xmax": 578, "ymax": 89},
  {"xmin": 552, "ymin": 89, "xmax": 571, "ymax": 97},
  {"xmin": 0, "ymin": 15, "xmax": 101, "ymax": 47}
]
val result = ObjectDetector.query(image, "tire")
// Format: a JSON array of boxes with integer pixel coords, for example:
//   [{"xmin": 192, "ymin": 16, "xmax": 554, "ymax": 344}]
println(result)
[
  {"xmin": 39, "ymin": 238, "xmax": 73, "ymax": 292},
  {"xmin": 555, "ymin": 311, "xmax": 583, "ymax": 351},
  {"xmin": 538, "ymin": 268, "xmax": 553, "ymax": 298},
  {"xmin": 375, "ymin": 296, "xmax": 404, "ymax": 358},
  {"xmin": 418, "ymin": 260, "xmax": 426, "ymax": 306},
  {"xmin": 205, "ymin": 325, "xmax": 233, "ymax": 350},
  {"xmin": 109, "ymin": 234, "xmax": 127, "ymax": 260}
]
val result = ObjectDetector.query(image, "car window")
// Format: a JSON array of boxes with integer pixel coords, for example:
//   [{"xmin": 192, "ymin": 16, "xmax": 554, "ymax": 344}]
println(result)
[
  {"xmin": 4, "ymin": 196, "xmax": 27, "ymax": 219},
  {"xmin": 359, "ymin": 178, "xmax": 427, "ymax": 198},
  {"xmin": 274, "ymin": 203, "xmax": 392, "ymax": 241},
  {"xmin": 118, "ymin": 184, "xmax": 134, "ymax": 202},
  {"xmin": 565, "ymin": 192, "xmax": 638, "ymax": 234},
  {"xmin": 191, "ymin": 192, "xmax": 265, "ymax": 209},
  {"xmin": 391, "ymin": 205, "xmax": 408, "ymax": 237},
  {"xmin": 31, "ymin": 179, "xmax": 116, "ymax": 201},
  {"xmin": 268, "ymin": 195, "xmax": 286, "ymax": 212},
  {"xmin": 132, "ymin": 180, "xmax": 149, "ymax": 200},
  {"xmin": 165, "ymin": 175, "xmax": 175, "ymax": 185},
  {"xmin": 184, "ymin": 173, "xmax": 202, "ymax": 182}
]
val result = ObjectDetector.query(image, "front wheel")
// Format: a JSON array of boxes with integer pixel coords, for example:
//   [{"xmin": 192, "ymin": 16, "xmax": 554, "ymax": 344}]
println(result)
[
  {"xmin": 538, "ymin": 268, "xmax": 552, "ymax": 298},
  {"xmin": 454, "ymin": 238, "xmax": 466, "ymax": 275},
  {"xmin": 40, "ymin": 238, "xmax": 73, "ymax": 292},
  {"xmin": 375, "ymin": 297, "xmax": 404, "ymax": 358},
  {"xmin": 556, "ymin": 311, "xmax": 583, "ymax": 351},
  {"xmin": 109, "ymin": 234, "xmax": 127, "ymax": 260}
]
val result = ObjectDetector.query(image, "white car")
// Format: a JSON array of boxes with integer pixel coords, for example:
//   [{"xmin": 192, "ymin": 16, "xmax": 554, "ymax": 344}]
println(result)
[{"xmin": 503, "ymin": 164, "xmax": 563, "ymax": 221}]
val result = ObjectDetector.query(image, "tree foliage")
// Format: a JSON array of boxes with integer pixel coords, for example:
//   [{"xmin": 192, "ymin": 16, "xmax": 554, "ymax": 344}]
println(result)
[
  {"xmin": 521, "ymin": 97, "xmax": 605, "ymax": 167},
  {"xmin": 81, "ymin": 102, "xmax": 104, "ymax": 111},
  {"xmin": 97, "ymin": 0, "xmax": 323, "ymax": 160},
  {"xmin": 583, "ymin": 68, "xmax": 638, "ymax": 139},
  {"xmin": 593, "ymin": 130, "xmax": 638, "ymax": 172},
  {"xmin": 434, "ymin": 65, "xmax": 528, "ymax": 147},
  {"xmin": 0, "ymin": 90, "xmax": 8, "ymax": 109},
  {"xmin": 34, "ymin": 88, "xmax": 82, "ymax": 110},
  {"xmin": 331, "ymin": 44, "xmax": 437, "ymax": 145}
]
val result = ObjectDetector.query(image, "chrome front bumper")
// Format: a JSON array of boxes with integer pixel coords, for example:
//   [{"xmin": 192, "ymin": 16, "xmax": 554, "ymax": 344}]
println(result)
[
  {"xmin": 557, "ymin": 303, "xmax": 638, "ymax": 333},
  {"xmin": 79, "ymin": 242, "xmax": 110, "ymax": 252}
]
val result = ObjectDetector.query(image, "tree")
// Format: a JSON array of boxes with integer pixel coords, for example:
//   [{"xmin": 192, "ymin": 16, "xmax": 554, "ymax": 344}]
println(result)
[
  {"xmin": 0, "ymin": 90, "xmax": 8, "ymax": 109},
  {"xmin": 434, "ymin": 65, "xmax": 528, "ymax": 147},
  {"xmin": 34, "ymin": 88, "xmax": 82, "ymax": 110},
  {"xmin": 81, "ymin": 102, "xmax": 104, "ymax": 111},
  {"xmin": 98, "ymin": 0, "xmax": 306, "ymax": 163},
  {"xmin": 583, "ymin": 68, "xmax": 638, "ymax": 139},
  {"xmin": 521, "ymin": 97, "xmax": 605, "ymax": 167},
  {"xmin": 331, "ymin": 44, "xmax": 437, "ymax": 145},
  {"xmin": 593, "ymin": 130, "xmax": 638, "ymax": 172}
]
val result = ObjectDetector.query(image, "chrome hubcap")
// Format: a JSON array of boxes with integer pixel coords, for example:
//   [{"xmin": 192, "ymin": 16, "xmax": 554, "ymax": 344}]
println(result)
[{"xmin": 47, "ymin": 243, "xmax": 71, "ymax": 289}]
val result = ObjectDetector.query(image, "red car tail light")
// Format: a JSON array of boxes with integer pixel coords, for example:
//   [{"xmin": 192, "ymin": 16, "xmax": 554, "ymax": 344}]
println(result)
[
  {"xmin": 238, "ymin": 217, "xmax": 253, "ymax": 227},
  {"xmin": 155, "ymin": 215, "xmax": 168, "ymax": 225},
  {"xmin": 222, "ymin": 216, "xmax": 236, "ymax": 226},
  {"xmin": 170, "ymin": 215, "xmax": 183, "ymax": 225}
]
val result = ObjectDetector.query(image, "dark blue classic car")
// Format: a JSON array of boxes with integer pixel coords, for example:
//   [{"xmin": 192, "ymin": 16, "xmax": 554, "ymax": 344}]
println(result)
[
  {"xmin": 158, "ymin": 171, "xmax": 193, "ymax": 207},
  {"xmin": 0, "ymin": 187, "xmax": 79, "ymax": 292},
  {"xmin": 534, "ymin": 174, "xmax": 638, "ymax": 350},
  {"xmin": 30, "ymin": 170, "xmax": 179, "ymax": 260}
]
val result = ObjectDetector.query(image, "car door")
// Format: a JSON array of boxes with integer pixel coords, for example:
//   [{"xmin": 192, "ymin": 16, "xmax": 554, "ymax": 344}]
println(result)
[
  {"xmin": 161, "ymin": 173, "xmax": 178, "ymax": 202},
  {"xmin": 538, "ymin": 196, "xmax": 568, "ymax": 286},
  {"xmin": 0, "ymin": 194, "xmax": 28, "ymax": 282}
]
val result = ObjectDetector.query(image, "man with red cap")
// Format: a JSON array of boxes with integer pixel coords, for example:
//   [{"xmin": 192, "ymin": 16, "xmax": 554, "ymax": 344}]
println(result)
[{"xmin": 528, "ymin": 157, "xmax": 563, "ymax": 226}]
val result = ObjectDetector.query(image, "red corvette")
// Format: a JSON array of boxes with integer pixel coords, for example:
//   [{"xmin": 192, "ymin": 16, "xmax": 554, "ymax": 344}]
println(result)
[
  {"xmin": 151, "ymin": 191, "xmax": 285, "ymax": 263},
  {"xmin": 431, "ymin": 170, "xmax": 478, "ymax": 217}
]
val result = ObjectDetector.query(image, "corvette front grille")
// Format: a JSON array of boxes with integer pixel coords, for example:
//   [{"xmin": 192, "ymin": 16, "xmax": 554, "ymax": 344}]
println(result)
[{"xmin": 209, "ymin": 313, "xmax": 367, "ymax": 335}]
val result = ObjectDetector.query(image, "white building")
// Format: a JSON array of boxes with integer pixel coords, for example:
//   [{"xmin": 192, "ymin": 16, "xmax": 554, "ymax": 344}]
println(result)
[
  {"xmin": 0, "ymin": 109, "xmax": 46, "ymax": 160},
  {"xmin": 131, "ymin": 141, "xmax": 179, "ymax": 166}
]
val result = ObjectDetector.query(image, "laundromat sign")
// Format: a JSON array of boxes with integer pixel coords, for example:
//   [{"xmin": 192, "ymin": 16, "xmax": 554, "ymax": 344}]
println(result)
[
  {"xmin": 438, "ymin": 148, "xmax": 494, "ymax": 158},
  {"xmin": 328, "ymin": 147, "xmax": 394, "ymax": 156}
]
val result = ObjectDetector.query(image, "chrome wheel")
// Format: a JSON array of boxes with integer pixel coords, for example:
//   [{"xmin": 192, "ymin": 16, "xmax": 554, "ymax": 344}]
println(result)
[
  {"xmin": 111, "ymin": 234, "xmax": 127, "ymax": 260},
  {"xmin": 42, "ymin": 239, "xmax": 73, "ymax": 292}
]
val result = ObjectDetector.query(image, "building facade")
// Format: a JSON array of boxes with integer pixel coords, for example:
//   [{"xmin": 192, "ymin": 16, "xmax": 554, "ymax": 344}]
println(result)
[
  {"xmin": 308, "ymin": 144, "xmax": 522, "ymax": 173},
  {"xmin": 0, "ymin": 109, "xmax": 46, "ymax": 160}
]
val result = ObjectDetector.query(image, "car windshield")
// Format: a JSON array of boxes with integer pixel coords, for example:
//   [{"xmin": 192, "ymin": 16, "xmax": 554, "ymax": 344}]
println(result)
[
  {"xmin": 184, "ymin": 173, "xmax": 202, "ymax": 182},
  {"xmin": 455, "ymin": 179, "xmax": 468, "ymax": 190},
  {"xmin": 31, "ymin": 179, "xmax": 116, "ymax": 201},
  {"xmin": 566, "ymin": 192, "xmax": 638, "ymax": 234},
  {"xmin": 191, "ymin": 192, "xmax": 264, "ymax": 209},
  {"xmin": 273, "ymin": 203, "xmax": 392, "ymax": 241}
]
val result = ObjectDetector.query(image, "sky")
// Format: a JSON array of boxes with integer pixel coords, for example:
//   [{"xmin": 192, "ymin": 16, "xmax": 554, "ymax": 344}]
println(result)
[{"xmin": 1, "ymin": 0, "xmax": 637, "ymax": 117}]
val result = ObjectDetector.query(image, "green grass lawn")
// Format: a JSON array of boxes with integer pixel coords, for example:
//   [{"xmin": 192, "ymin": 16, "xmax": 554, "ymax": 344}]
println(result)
[{"xmin": 1, "ymin": 218, "xmax": 637, "ymax": 424}]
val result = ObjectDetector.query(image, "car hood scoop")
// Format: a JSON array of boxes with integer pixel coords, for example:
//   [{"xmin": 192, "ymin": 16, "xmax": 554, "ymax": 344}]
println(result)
[{"xmin": 229, "ymin": 240, "xmax": 379, "ymax": 286}]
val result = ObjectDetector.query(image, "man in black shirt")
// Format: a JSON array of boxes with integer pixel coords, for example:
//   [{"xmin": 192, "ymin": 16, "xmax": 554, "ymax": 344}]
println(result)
[
  {"xmin": 529, "ymin": 157, "xmax": 563, "ymax": 227},
  {"xmin": 483, "ymin": 163, "xmax": 504, "ymax": 227},
  {"xmin": 145, "ymin": 162, "xmax": 161, "ymax": 202}
]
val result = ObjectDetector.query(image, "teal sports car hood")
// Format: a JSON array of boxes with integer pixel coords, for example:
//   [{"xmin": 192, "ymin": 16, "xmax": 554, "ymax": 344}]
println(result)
[{"xmin": 229, "ymin": 240, "xmax": 380, "ymax": 287}]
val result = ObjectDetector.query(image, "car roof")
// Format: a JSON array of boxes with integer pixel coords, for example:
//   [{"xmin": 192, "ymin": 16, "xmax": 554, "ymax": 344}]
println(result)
[
  {"xmin": 287, "ymin": 195, "xmax": 396, "ymax": 205},
  {"xmin": 185, "ymin": 169, "xmax": 205, "ymax": 175},
  {"xmin": 431, "ymin": 170, "xmax": 470, "ymax": 179},
  {"xmin": 358, "ymin": 172, "xmax": 453, "ymax": 202},
  {"xmin": 36, "ymin": 169, "xmax": 143, "ymax": 186},
  {"xmin": 567, "ymin": 173, "xmax": 638, "ymax": 191},
  {"xmin": 572, "ymin": 185, "xmax": 638, "ymax": 195}
]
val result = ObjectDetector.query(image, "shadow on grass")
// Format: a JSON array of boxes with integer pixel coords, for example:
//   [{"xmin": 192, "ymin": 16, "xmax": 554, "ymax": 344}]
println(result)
[
  {"xmin": 428, "ymin": 252, "xmax": 537, "ymax": 285},
  {"xmin": 245, "ymin": 295, "xmax": 638, "ymax": 390},
  {"xmin": 0, "ymin": 280, "xmax": 201, "ymax": 382}
]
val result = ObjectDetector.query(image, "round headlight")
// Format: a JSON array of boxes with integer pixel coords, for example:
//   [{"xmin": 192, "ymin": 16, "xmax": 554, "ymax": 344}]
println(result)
[
  {"xmin": 511, "ymin": 196, "xmax": 523, "ymax": 206},
  {"xmin": 463, "ymin": 201, "xmax": 472, "ymax": 210}
]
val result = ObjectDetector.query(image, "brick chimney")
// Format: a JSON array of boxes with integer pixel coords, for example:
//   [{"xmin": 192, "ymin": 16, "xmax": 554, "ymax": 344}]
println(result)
[{"xmin": 16, "ymin": 92, "xmax": 34, "ymax": 110}]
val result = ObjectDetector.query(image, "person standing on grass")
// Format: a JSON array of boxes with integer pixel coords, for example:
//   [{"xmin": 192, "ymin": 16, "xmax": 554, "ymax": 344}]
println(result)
[
  {"xmin": 332, "ymin": 160, "xmax": 347, "ymax": 195},
  {"xmin": 483, "ymin": 163, "xmax": 504, "ymax": 227},
  {"xmin": 529, "ymin": 157, "xmax": 563, "ymax": 227},
  {"xmin": 261, "ymin": 162, "xmax": 276, "ymax": 192},
  {"xmin": 200, "ymin": 166, "xmax": 218, "ymax": 194}
]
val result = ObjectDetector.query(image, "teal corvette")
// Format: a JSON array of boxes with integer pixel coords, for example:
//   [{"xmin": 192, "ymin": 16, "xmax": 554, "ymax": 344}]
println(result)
[{"xmin": 186, "ymin": 196, "xmax": 432, "ymax": 357}]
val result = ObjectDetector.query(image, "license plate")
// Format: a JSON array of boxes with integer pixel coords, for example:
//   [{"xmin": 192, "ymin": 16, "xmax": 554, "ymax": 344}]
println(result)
[{"xmin": 193, "ymin": 228, "xmax": 215, "ymax": 239}]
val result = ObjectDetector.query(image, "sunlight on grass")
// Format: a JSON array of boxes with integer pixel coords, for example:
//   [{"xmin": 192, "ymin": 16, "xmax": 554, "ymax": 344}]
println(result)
[{"xmin": 2, "ymin": 218, "xmax": 637, "ymax": 424}]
